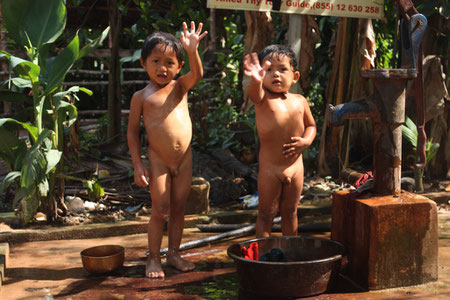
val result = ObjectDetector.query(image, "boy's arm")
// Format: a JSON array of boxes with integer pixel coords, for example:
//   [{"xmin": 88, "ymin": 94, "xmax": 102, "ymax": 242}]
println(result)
[
  {"xmin": 178, "ymin": 21, "xmax": 208, "ymax": 92},
  {"xmin": 243, "ymin": 53, "xmax": 270, "ymax": 104},
  {"xmin": 127, "ymin": 93, "xmax": 149, "ymax": 187},
  {"xmin": 301, "ymin": 99, "xmax": 317, "ymax": 145},
  {"xmin": 282, "ymin": 98, "xmax": 317, "ymax": 157}
]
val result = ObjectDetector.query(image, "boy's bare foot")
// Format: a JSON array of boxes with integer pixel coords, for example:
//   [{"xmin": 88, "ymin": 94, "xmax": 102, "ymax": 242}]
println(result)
[
  {"xmin": 146, "ymin": 257, "xmax": 165, "ymax": 278},
  {"xmin": 167, "ymin": 254, "xmax": 195, "ymax": 272}
]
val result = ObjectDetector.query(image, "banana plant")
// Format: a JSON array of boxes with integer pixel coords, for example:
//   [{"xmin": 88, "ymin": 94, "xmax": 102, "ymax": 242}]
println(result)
[
  {"xmin": 0, "ymin": 0, "xmax": 109, "ymax": 224},
  {"xmin": 402, "ymin": 116, "xmax": 440, "ymax": 192}
]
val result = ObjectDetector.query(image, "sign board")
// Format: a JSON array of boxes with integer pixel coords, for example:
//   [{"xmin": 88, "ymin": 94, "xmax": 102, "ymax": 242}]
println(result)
[{"xmin": 207, "ymin": 0, "xmax": 385, "ymax": 19}]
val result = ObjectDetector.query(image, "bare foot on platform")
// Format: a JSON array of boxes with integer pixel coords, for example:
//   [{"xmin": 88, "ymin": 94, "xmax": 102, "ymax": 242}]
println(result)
[
  {"xmin": 167, "ymin": 253, "xmax": 195, "ymax": 272},
  {"xmin": 146, "ymin": 257, "xmax": 165, "ymax": 278}
]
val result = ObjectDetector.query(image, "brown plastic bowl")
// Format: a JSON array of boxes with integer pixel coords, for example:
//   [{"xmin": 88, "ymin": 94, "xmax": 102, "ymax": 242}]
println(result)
[{"xmin": 80, "ymin": 245, "xmax": 124, "ymax": 274}]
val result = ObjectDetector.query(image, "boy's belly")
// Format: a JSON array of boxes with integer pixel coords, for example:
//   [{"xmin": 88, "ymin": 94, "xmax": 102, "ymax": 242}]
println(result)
[
  {"xmin": 258, "ymin": 140, "xmax": 303, "ymax": 180},
  {"xmin": 145, "ymin": 117, "xmax": 192, "ymax": 167}
]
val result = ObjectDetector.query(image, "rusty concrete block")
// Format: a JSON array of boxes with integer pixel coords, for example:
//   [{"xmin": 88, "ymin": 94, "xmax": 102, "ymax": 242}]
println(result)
[{"xmin": 331, "ymin": 190, "xmax": 438, "ymax": 290}]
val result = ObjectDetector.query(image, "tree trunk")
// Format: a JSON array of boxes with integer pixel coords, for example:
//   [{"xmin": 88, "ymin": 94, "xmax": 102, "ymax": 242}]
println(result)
[
  {"xmin": 107, "ymin": 0, "xmax": 122, "ymax": 142},
  {"xmin": 318, "ymin": 18, "xmax": 375, "ymax": 177}
]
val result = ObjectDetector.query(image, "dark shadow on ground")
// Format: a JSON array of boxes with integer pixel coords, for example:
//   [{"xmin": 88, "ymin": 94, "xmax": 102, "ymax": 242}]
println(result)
[{"xmin": 4, "ymin": 267, "xmax": 86, "ymax": 284}]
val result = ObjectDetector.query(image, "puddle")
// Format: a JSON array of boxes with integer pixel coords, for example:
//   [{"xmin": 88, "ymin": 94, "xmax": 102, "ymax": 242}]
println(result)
[{"xmin": 183, "ymin": 272, "xmax": 239, "ymax": 299}]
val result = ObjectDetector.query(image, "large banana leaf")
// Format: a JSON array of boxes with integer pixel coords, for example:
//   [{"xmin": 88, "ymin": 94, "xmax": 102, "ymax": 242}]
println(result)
[
  {"xmin": 0, "ymin": 171, "xmax": 20, "ymax": 194},
  {"xmin": 9, "ymin": 56, "xmax": 40, "ymax": 84},
  {"xmin": 0, "ymin": 127, "xmax": 27, "ymax": 170},
  {"xmin": 78, "ymin": 27, "xmax": 110, "ymax": 59},
  {"xmin": 0, "ymin": 118, "xmax": 38, "ymax": 142},
  {"xmin": 20, "ymin": 129, "xmax": 55, "ymax": 190},
  {"xmin": 44, "ymin": 34, "xmax": 79, "ymax": 94},
  {"xmin": 402, "ymin": 116, "xmax": 418, "ymax": 148},
  {"xmin": 2, "ymin": 0, "xmax": 66, "ymax": 50}
]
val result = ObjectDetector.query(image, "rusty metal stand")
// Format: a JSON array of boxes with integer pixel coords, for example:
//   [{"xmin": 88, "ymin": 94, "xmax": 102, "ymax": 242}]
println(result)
[{"xmin": 331, "ymin": 190, "xmax": 438, "ymax": 290}]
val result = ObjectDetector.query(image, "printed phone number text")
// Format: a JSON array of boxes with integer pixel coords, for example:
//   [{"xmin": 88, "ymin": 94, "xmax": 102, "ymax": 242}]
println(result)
[{"xmin": 285, "ymin": 1, "xmax": 380, "ymax": 14}]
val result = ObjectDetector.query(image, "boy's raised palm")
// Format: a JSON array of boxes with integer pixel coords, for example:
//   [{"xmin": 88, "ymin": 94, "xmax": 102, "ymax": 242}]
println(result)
[
  {"xmin": 180, "ymin": 21, "xmax": 207, "ymax": 52},
  {"xmin": 244, "ymin": 53, "xmax": 271, "ymax": 82}
]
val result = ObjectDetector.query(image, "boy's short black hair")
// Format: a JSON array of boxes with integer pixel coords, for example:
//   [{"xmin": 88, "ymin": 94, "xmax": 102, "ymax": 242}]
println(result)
[
  {"xmin": 141, "ymin": 32, "xmax": 184, "ymax": 64},
  {"xmin": 258, "ymin": 45, "xmax": 298, "ymax": 71}
]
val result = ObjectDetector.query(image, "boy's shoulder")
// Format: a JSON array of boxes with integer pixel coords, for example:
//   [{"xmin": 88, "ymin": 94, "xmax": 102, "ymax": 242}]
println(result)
[{"xmin": 287, "ymin": 92, "xmax": 307, "ymax": 102}]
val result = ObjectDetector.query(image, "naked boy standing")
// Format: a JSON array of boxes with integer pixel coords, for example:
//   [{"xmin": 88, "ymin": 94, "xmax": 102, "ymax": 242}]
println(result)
[
  {"xmin": 244, "ymin": 45, "xmax": 316, "ymax": 238},
  {"xmin": 127, "ymin": 22, "xmax": 207, "ymax": 278}
]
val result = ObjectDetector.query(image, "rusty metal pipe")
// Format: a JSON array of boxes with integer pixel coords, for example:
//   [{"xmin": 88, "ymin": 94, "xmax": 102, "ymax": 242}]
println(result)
[
  {"xmin": 327, "ymin": 97, "xmax": 377, "ymax": 127},
  {"xmin": 158, "ymin": 216, "xmax": 282, "ymax": 255},
  {"xmin": 340, "ymin": 169, "xmax": 364, "ymax": 186}
]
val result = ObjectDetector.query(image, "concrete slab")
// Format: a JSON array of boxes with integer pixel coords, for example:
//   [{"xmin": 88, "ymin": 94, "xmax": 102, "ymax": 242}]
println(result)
[
  {"xmin": 0, "ymin": 225, "xmax": 449, "ymax": 299},
  {"xmin": 0, "ymin": 243, "xmax": 9, "ymax": 290},
  {"xmin": 0, "ymin": 205, "xmax": 331, "ymax": 244},
  {"xmin": 0, "ymin": 202, "xmax": 448, "ymax": 299}
]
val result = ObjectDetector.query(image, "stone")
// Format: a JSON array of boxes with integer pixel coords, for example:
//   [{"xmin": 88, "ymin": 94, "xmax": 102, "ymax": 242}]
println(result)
[
  {"xmin": 331, "ymin": 190, "xmax": 438, "ymax": 290},
  {"xmin": 185, "ymin": 177, "xmax": 210, "ymax": 215},
  {"xmin": 66, "ymin": 196, "xmax": 86, "ymax": 214},
  {"xmin": 401, "ymin": 176, "xmax": 415, "ymax": 192}
]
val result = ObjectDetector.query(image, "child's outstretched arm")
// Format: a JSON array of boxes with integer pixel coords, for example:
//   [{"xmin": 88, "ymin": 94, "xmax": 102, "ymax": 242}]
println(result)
[
  {"xmin": 282, "ymin": 98, "xmax": 317, "ymax": 158},
  {"xmin": 178, "ymin": 21, "xmax": 208, "ymax": 92},
  {"xmin": 243, "ymin": 52, "xmax": 270, "ymax": 104},
  {"xmin": 127, "ymin": 93, "xmax": 149, "ymax": 187}
]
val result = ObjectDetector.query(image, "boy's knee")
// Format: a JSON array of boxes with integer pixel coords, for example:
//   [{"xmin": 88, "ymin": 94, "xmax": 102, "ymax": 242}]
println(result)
[
  {"xmin": 281, "ymin": 209, "xmax": 297, "ymax": 221},
  {"xmin": 258, "ymin": 210, "xmax": 278, "ymax": 224},
  {"xmin": 152, "ymin": 210, "xmax": 169, "ymax": 222},
  {"xmin": 280, "ymin": 206, "xmax": 298, "ymax": 218}
]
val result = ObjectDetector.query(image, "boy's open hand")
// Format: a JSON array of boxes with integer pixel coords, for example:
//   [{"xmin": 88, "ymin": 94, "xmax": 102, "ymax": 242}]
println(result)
[
  {"xmin": 282, "ymin": 137, "xmax": 308, "ymax": 158},
  {"xmin": 180, "ymin": 21, "xmax": 207, "ymax": 52},
  {"xmin": 244, "ymin": 53, "xmax": 271, "ymax": 82}
]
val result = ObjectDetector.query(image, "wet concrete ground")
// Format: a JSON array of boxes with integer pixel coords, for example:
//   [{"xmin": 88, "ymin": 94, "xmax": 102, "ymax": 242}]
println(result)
[{"xmin": 1, "ymin": 222, "xmax": 450, "ymax": 300}]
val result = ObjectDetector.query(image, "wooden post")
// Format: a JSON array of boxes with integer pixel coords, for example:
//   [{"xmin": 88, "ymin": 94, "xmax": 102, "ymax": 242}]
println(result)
[
  {"xmin": 287, "ymin": 14, "xmax": 302, "ymax": 94},
  {"xmin": 107, "ymin": 0, "xmax": 122, "ymax": 143}
]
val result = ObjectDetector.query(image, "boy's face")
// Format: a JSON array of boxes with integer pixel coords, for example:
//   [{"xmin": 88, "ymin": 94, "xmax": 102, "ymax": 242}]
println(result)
[
  {"xmin": 262, "ymin": 54, "xmax": 300, "ymax": 94},
  {"xmin": 141, "ymin": 43, "xmax": 184, "ymax": 87}
]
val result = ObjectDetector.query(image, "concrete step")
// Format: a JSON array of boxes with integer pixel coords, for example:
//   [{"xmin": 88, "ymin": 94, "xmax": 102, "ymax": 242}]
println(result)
[{"xmin": 0, "ymin": 243, "xmax": 9, "ymax": 291}]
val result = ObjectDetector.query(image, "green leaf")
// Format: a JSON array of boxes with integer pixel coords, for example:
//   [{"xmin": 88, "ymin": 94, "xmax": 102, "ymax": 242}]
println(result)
[
  {"xmin": 21, "ymin": 146, "xmax": 46, "ymax": 189},
  {"xmin": 0, "ymin": 127, "xmax": 27, "ymax": 170},
  {"xmin": 0, "ymin": 118, "xmax": 39, "ymax": 143},
  {"xmin": 45, "ymin": 149, "xmax": 62, "ymax": 174},
  {"xmin": 12, "ymin": 186, "xmax": 35, "ymax": 210},
  {"xmin": 121, "ymin": 49, "xmax": 141, "ymax": 64},
  {"xmin": 401, "ymin": 125, "xmax": 417, "ymax": 148},
  {"xmin": 11, "ymin": 77, "xmax": 33, "ymax": 89},
  {"xmin": 9, "ymin": 56, "xmax": 40, "ymax": 84},
  {"xmin": 78, "ymin": 26, "xmax": 110, "ymax": 59},
  {"xmin": 38, "ymin": 177, "xmax": 49, "ymax": 196},
  {"xmin": 1, "ymin": 0, "xmax": 66, "ymax": 49},
  {"xmin": 38, "ymin": 43, "xmax": 51, "ymax": 77},
  {"xmin": 402, "ymin": 116, "xmax": 418, "ymax": 148},
  {"xmin": 0, "ymin": 171, "xmax": 21, "ymax": 194},
  {"xmin": 44, "ymin": 34, "xmax": 79, "ymax": 94},
  {"xmin": 0, "ymin": 90, "xmax": 33, "ymax": 104},
  {"xmin": 19, "ymin": 129, "xmax": 53, "ymax": 189},
  {"xmin": 0, "ymin": 50, "xmax": 11, "ymax": 60},
  {"xmin": 79, "ymin": 87, "xmax": 93, "ymax": 96},
  {"xmin": 53, "ymin": 97, "xmax": 78, "ymax": 127},
  {"xmin": 426, "ymin": 142, "xmax": 440, "ymax": 162}
]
